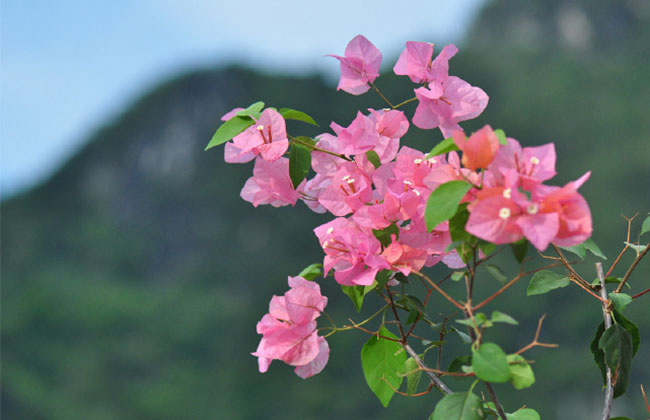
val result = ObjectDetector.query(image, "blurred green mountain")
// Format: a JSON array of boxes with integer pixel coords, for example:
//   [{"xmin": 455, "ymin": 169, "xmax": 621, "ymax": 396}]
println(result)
[{"xmin": 2, "ymin": 1, "xmax": 649, "ymax": 419}]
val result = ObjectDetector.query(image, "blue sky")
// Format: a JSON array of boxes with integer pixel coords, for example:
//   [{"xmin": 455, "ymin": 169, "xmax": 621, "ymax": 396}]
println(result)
[{"xmin": 0, "ymin": 0, "xmax": 484, "ymax": 197}]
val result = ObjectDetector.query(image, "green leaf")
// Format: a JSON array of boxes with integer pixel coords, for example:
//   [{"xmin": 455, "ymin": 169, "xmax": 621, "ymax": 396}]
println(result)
[
  {"xmin": 297, "ymin": 263, "xmax": 323, "ymax": 280},
  {"xmin": 610, "ymin": 293, "xmax": 633, "ymax": 313},
  {"xmin": 610, "ymin": 417, "xmax": 634, "ymax": 420},
  {"xmin": 205, "ymin": 116, "xmax": 255, "ymax": 150},
  {"xmin": 361, "ymin": 326, "xmax": 406, "ymax": 407},
  {"xmin": 510, "ymin": 239, "xmax": 529, "ymax": 264},
  {"xmin": 293, "ymin": 135, "xmax": 316, "ymax": 146},
  {"xmin": 472, "ymin": 342, "xmax": 511, "ymax": 383},
  {"xmin": 448, "ymin": 203, "xmax": 475, "ymax": 246},
  {"xmin": 405, "ymin": 295, "xmax": 427, "ymax": 316},
  {"xmin": 405, "ymin": 357, "xmax": 422, "ymax": 395},
  {"xmin": 451, "ymin": 271, "xmax": 465, "ymax": 282},
  {"xmin": 486, "ymin": 264, "xmax": 507, "ymax": 284},
  {"xmin": 491, "ymin": 311, "xmax": 518, "ymax": 325},
  {"xmin": 289, "ymin": 143, "xmax": 311, "ymax": 189},
  {"xmin": 375, "ymin": 270, "xmax": 392, "ymax": 289},
  {"xmin": 584, "ymin": 238, "xmax": 607, "ymax": 259},
  {"xmin": 365, "ymin": 150, "xmax": 381, "ymax": 169},
  {"xmin": 457, "ymin": 313, "xmax": 489, "ymax": 328},
  {"xmin": 559, "ymin": 243, "xmax": 586, "ymax": 260},
  {"xmin": 624, "ymin": 241, "xmax": 647, "ymax": 256},
  {"xmin": 527, "ymin": 270, "xmax": 570, "ymax": 296},
  {"xmin": 427, "ymin": 137, "xmax": 459, "ymax": 158},
  {"xmin": 373, "ymin": 223, "xmax": 399, "ymax": 248},
  {"xmin": 341, "ymin": 284, "xmax": 375, "ymax": 313},
  {"xmin": 506, "ymin": 408, "xmax": 540, "ymax": 420},
  {"xmin": 506, "ymin": 354, "xmax": 535, "ymax": 389},
  {"xmin": 430, "ymin": 392, "xmax": 485, "ymax": 420},
  {"xmin": 494, "ymin": 129, "xmax": 508, "ymax": 145},
  {"xmin": 235, "ymin": 101, "xmax": 265, "ymax": 118},
  {"xmin": 590, "ymin": 321, "xmax": 607, "ymax": 383},
  {"xmin": 425, "ymin": 181, "xmax": 472, "ymax": 232},
  {"xmin": 641, "ymin": 213, "xmax": 650, "ymax": 236},
  {"xmin": 452, "ymin": 326, "xmax": 472, "ymax": 344},
  {"xmin": 448, "ymin": 355, "xmax": 472, "ymax": 373},
  {"xmin": 279, "ymin": 107, "xmax": 318, "ymax": 126},
  {"xmin": 612, "ymin": 309, "xmax": 640, "ymax": 356},
  {"xmin": 598, "ymin": 324, "xmax": 633, "ymax": 398},
  {"xmin": 591, "ymin": 276, "xmax": 630, "ymax": 290}
]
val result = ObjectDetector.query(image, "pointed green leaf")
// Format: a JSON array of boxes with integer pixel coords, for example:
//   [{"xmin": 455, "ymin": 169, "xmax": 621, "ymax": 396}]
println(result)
[
  {"xmin": 510, "ymin": 239, "xmax": 529, "ymax": 264},
  {"xmin": 610, "ymin": 293, "xmax": 633, "ymax": 313},
  {"xmin": 641, "ymin": 213, "xmax": 650, "ymax": 236},
  {"xmin": 486, "ymin": 264, "xmax": 507, "ymax": 284},
  {"xmin": 365, "ymin": 150, "xmax": 381, "ymax": 169},
  {"xmin": 506, "ymin": 354, "xmax": 535, "ymax": 389},
  {"xmin": 205, "ymin": 116, "xmax": 255, "ymax": 150},
  {"xmin": 612, "ymin": 309, "xmax": 640, "ymax": 356},
  {"xmin": 341, "ymin": 284, "xmax": 375, "ymax": 313},
  {"xmin": 527, "ymin": 270, "xmax": 570, "ymax": 296},
  {"xmin": 451, "ymin": 271, "xmax": 465, "ymax": 282},
  {"xmin": 405, "ymin": 357, "xmax": 422, "ymax": 395},
  {"xmin": 559, "ymin": 243, "xmax": 586, "ymax": 260},
  {"xmin": 624, "ymin": 241, "xmax": 647, "ymax": 256},
  {"xmin": 506, "ymin": 408, "xmax": 540, "ymax": 420},
  {"xmin": 590, "ymin": 321, "xmax": 607, "ymax": 383},
  {"xmin": 491, "ymin": 311, "xmax": 518, "ymax": 325},
  {"xmin": 494, "ymin": 129, "xmax": 508, "ymax": 145},
  {"xmin": 591, "ymin": 276, "xmax": 630, "ymax": 290},
  {"xmin": 235, "ymin": 101, "xmax": 265, "ymax": 118},
  {"xmin": 289, "ymin": 143, "xmax": 311, "ymax": 189},
  {"xmin": 598, "ymin": 324, "xmax": 633, "ymax": 398},
  {"xmin": 279, "ymin": 107, "xmax": 318, "ymax": 126},
  {"xmin": 584, "ymin": 238, "xmax": 607, "ymax": 259},
  {"xmin": 452, "ymin": 326, "xmax": 473, "ymax": 344},
  {"xmin": 297, "ymin": 263, "xmax": 323, "ymax": 281},
  {"xmin": 372, "ymin": 223, "xmax": 399, "ymax": 248},
  {"xmin": 425, "ymin": 181, "xmax": 472, "ymax": 232},
  {"xmin": 361, "ymin": 326, "xmax": 406, "ymax": 407},
  {"xmin": 448, "ymin": 355, "xmax": 472, "ymax": 373},
  {"xmin": 472, "ymin": 342, "xmax": 511, "ymax": 383},
  {"xmin": 430, "ymin": 392, "xmax": 485, "ymax": 420},
  {"xmin": 427, "ymin": 137, "xmax": 459, "ymax": 158}
]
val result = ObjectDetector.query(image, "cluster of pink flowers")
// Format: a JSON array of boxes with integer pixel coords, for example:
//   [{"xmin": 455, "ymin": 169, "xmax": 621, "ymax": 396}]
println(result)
[
  {"xmin": 252, "ymin": 277, "xmax": 330, "ymax": 379},
  {"xmin": 218, "ymin": 35, "xmax": 592, "ymax": 379}
]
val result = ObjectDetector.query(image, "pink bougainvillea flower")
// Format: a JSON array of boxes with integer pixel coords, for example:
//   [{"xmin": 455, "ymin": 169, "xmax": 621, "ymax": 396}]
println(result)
[
  {"xmin": 381, "ymin": 234, "xmax": 428, "ymax": 275},
  {"xmin": 452, "ymin": 125, "xmax": 500, "ymax": 171},
  {"xmin": 489, "ymin": 138, "xmax": 556, "ymax": 191},
  {"xmin": 240, "ymin": 157, "xmax": 300, "ymax": 207},
  {"xmin": 412, "ymin": 76, "xmax": 489, "ymax": 137},
  {"xmin": 316, "ymin": 162, "xmax": 373, "ymax": 216},
  {"xmin": 328, "ymin": 35, "xmax": 382, "ymax": 95},
  {"xmin": 314, "ymin": 218, "xmax": 389, "ymax": 286},
  {"xmin": 220, "ymin": 107, "xmax": 244, "ymax": 121},
  {"xmin": 224, "ymin": 108, "xmax": 289, "ymax": 163},
  {"xmin": 252, "ymin": 277, "xmax": 329, "ymax": 378},
  {"xmin": 393, "ymin": 42, "xmax": 458, "ymax": 83},
  {"xmin": 294, "ymin": 336, "xmax": 330, "ymax": 379},
  {"xmin": 465, "ymin": 191, "xmax": 524, "ymax": 245}
]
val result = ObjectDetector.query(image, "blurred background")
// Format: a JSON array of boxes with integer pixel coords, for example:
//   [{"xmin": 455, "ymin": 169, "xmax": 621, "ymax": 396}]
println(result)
[{"xmin": 2, "ymin": 0, "xmax": 649, "ymax": 419}]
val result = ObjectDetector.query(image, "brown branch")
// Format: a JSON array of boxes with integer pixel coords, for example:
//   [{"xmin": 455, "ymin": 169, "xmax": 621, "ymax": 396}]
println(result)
[
  {"xmin": 515, "ymin": 314, "xmax": 559, "ymax": 355},
  {"xmin": 568, "ymin": 275, "xmax": 607, "ymax": 302},
  {"xmin": 614, "ymin": 243, "xmax": 650, "ymax": 293},
  {"xmin": 369, "ymin": 81, "xmax": 395, "ymax": 108},
  {"xmin": 632, "ymin": 288, "xmax": 650, "ymax": 300},
  {"xmin": 386, "ymin": 286, "xmax": 407, "ymax": 341},
  {"xmin": 381, "ymin": 375, "xmax": 434, "ymax": 397},
  {"xmin": 485, "ymin": 383, "xmax": 508, "ymax": 420},
  {"xmin": 605, "ymin": 214, "xmax": 636, "ymax": 277},
  {"xmin": 289, "ymin": 136, "xmax": 352, "ymax": 161},
  {"xmin": 597, "ymin": 262, "xmax": 614, "ymax": 420},
  {"xmin": 403, "ymin": 343, "xmax": 453, "ymax": 395},
  {"xmin": 641, "ymin": 384, "xmax": 650, "ymax": 416},
  {"xmin": 551, "ymin": 244, "xmax": 591, "ymax": 289},
  {"xmin": 343, "ymin": 320, "xmax": 401, "ymax": 342},
  {"xmin": 472, "ymin": 262, "xmax": 566, "ymax": 311},
  {"xmin": 413, "ymin": 270, "xmax": 465, "ymax": 310}
]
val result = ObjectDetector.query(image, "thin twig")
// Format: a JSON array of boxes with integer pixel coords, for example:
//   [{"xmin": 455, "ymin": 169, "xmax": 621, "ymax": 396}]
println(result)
[
  {"xmin": 641, "ymin": 384, "xmax": 650, "ymax": 416},
  {"xmin": 485, "ymin": 383, "xmax": 508, "ymax": 420},
  {"xmin": 386, "ymin": 286, "xmax": 407, "ymax": 340},
  {"xmin": 369, "ymin": 81, "xmax": 395, "ymax": 108},
  {"xmin": 515, "ymin": 314, "xmax": 558, "ymax": 355},
  {"xmin": 632, "ymin": 288, "xmax": 650, "ymax": 300},
  {"xmin": 403, "ymin": 343, "xmax": 452, "ymax": 395},
  {"xmin": 413, "ymin": 271, "xmax": 465, "ymax": 310},
  {"xmin": 597, "ymin": 262, "xmax": 614, "ymax": 420},
  {"xmin": 392, "ymin": 96, "xmax": 418, "ymax": 109},
  {"xmin": 614, "ymin": 244, "xmax": 650, "ymax": 293},
  {"xmin": 381, "ymin": 375, "xmax": 435, "ymax": 397},
  {"xmin": 551, "ymin": 244, "xmax": 592, "ymax": 288},
  {"xmin": 290, "ymin": 136, "xmax": 352, "ymax": 161},
  {"xmin": 605, "ymin": 214, "xmax": 636, "ymax": 277}
]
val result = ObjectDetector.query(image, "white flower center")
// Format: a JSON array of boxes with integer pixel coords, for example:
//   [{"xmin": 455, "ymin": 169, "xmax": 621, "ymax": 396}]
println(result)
[
  {"xmin": 499, "ymin": 208, "xmax": 511, "ymax": 219},
  {"xmin": 256, "ymin": 125, "xmax": 265, "ymax": 131},
  {"xmin": 403, "ymin": 180, "xmax": 413, "ymax": 186},
  {"xmin": 527, "ymin": 204, "xmax": 539, "ymax": 215},
  {"xmin": 342, "ymin": 175, "xmax": 350, "ymax": 181},
  {"xmin": 413, "ymin": 158, "xmax": 423, "ymax": 164},
  {"xmin": 530, "ymin": 156, "xmax": 540, "ymax": 165},
  {"xmin": 413, "ymin": 190, "xmax": 421, "ymax": 196},
  {"xmin": 428, "ymin": 158, "xmax": 437, "ymax": 164},
  {"xmin": 503, "ymin": 188, "xmax": 512, "ymax": 199},
  {"xmin": 326, "ymin": 227, "xmax": 334, "ymax": 234},
  {"xmin": 346, "ymin": 178, "xmax": 355, "ymax": 184}
]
